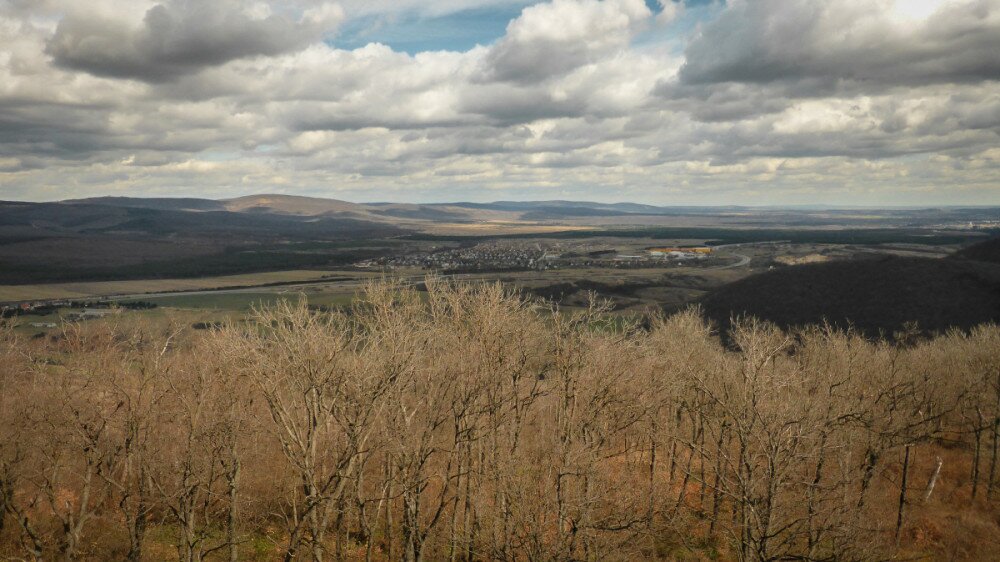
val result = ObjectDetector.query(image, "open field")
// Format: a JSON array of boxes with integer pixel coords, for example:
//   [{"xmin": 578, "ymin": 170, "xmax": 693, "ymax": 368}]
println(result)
[
  {"xmin": 0, "ymin": 270, "xmax": 378, "ymax": 302},
  {"xmin": 416, "ymin": 221, "xmax": 592, "ymax": 235},
  {"xmin": 126, "ymin": 290, "xmax": 357, "ymax": 311}
]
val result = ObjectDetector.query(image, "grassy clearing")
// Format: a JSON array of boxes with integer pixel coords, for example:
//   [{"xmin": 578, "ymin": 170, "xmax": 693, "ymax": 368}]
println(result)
[
  {"xmin": 0, "ymin": 270, "xmax": 373, "ymax": 302},
  {"xmin": 132, "ymin": 291, "xmax": 307, "ymax": 310},
  {"xmin": 130, "ymin": 289, "xmax": 358, "ymax": 310}
]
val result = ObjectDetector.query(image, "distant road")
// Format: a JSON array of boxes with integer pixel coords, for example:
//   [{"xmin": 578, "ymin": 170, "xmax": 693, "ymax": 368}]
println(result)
[
  {"xmin": 712, "ymin": 240, "xmax": 790, "ymax": 250},
  {"xmin": 703, "ymin": 239, "xmax": 790, "ymax": 270},
  {"xmin": 713, "ymin": 253, "xmax": 752, "ymax": 270}
]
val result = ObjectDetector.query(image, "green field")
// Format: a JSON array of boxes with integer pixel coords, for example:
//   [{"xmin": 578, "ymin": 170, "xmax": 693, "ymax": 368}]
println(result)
[
  {"xmin": 0, "ymin": 270, "xmax": 376, "ymax": 302},
  {"xmin": 122, "ymin": 290, "xmax": 357, "ymax": 311},
  {"xmin": 128, "ymin": 292, "xmax": 305, "ymax": 310}
]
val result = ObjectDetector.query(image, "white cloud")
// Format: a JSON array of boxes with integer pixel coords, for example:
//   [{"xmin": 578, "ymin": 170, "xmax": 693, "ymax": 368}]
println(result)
[
  {"xmin": 0, "ymin": 0, "xmax": 998, "ymax": 204},
  {"xmin": 482, "ymin": 0, "xmax": 650, "ymax": 83},
  {"xmin": 655, "ymin": 0, "xmax": 682, "ymax": 25}
]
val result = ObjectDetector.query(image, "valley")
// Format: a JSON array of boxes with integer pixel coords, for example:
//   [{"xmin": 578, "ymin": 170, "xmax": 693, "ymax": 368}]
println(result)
[{"xmin": 4, "ymin": 195, "xmax": 998, "ymax": 339}]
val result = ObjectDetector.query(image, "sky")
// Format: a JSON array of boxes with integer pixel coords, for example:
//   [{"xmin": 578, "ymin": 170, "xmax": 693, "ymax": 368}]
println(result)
[{"xmin": 0, "ymin": 0, "xmax": 998, "ymax": 205}]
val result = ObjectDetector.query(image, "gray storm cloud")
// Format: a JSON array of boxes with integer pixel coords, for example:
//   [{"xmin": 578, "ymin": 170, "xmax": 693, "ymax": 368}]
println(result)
[
  {"xmin": 46, "ymin": 0, "xmax": 343, "ymax": 82},
  {"xmin": 679, "ymin": 0, "xmax": 1000, "ymax": 89}
]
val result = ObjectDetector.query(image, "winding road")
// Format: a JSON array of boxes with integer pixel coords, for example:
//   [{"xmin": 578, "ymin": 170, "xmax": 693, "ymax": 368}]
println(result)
[{"xmin": 714, "ymin": 253, "xmax": 752, "ymax": 269}]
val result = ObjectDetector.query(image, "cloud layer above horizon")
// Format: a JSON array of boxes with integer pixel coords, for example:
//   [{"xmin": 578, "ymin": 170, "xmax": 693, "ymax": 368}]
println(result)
[{"xmin": 1, "ymin": 0, "xmax": 998, "ymax": 205}]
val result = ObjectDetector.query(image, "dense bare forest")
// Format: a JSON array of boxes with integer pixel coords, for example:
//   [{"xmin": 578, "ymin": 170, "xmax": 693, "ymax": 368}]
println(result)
[{"xmin": 1, "ymin": 280, "xmax": 999, "ymax": 561}]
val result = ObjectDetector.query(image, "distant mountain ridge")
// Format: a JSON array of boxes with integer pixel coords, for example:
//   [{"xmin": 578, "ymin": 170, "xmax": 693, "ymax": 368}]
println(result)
[
  {"xmin": 222, "ymin": 194, "xmax": 370, "ymax": 216},
  {"xmin": 56, "ymin": 195, "xmax": 719, "ymax": 226},
  {"xmin": 60, "ymin": 194, "xmax": 1000, "ymax": 220},
  {"xmin": 60, "ymin": 196, "xmax": 228, "ymax": 212},
  {"xmin": 61, "ymin": 195, "xmax": 706, "ymax": 221},
  {"xmin": 0, "ymin": 198, "xmax": 407, "ymax": 284}
]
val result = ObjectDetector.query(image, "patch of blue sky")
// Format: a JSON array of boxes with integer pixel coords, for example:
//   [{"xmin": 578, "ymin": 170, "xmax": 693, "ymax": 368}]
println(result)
[
  {"xmin": 635, "ymin": 0, "xmax": 724, "ymax": 55},
  {"xmin": 331, "ymin": 4, "xmax": 530, "ymax": 53},
  {"xmin": 330, "ymin": 0, "xmax": 723, "ymax": 55}
]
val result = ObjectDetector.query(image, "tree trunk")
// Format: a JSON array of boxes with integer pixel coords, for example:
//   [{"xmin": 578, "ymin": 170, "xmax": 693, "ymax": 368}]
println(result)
[
  {"xmin": 462, "ymin": 445, "xmax": 476, "ymax": 562},
  {"xmin": 895, "ymin": 445, "xmax": 911, "ymax": 547},
  {"xmin": 857, "ymin": 449, "xmax": 880, "ymax": 509},
  {"xmin": 989, "ymin": 418, "xmax": 1000, "ymax": 500},
  {"xmin": 972, "ymin": 422, "xmax": 983, "ymax": 499},
  {"xmin": 697, "ymin": 413, "xmax": 707, "ymax": 510},
  {"xmin": 0, "ymin": 478, "xmax": 8, "ymax": 536},
  {"xmin": 227, "ymin": 458, "xmax": 241, "ymax": 562},
  {"xmin": 709, "ymin": 424, "xmax": 727, "ymax": 536},
  {"xmin": 924, "ymin": 457, "xmax": 942, "ymax": 503},
  {"xmin": 675, "ymin": 416, "xmax": 701, "ymax": 513},
  {"xmin": 668, "ymin": 405, "xmax": 683, "ymax": 482},
  {"xmin": 384, "ymin": 467, "xmax": 394, "ymax": 562},
  {"xmin": 125, "ymin": 471, "xmax": 149, "ymax": 562},
  {"xmin": 402, "ymin": 487, "xmax": 421, "ymax": 562},
  {"xmin": 807, "ymin": 432, "xmax": 828, "ymax": 556},
  {"xmin": 647, "ymin": 436, "xmax": 656, "ymax": 528}
]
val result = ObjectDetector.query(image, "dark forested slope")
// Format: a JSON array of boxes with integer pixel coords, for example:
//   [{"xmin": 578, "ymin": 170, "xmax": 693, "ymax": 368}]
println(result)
[{"xmin": 700, "ymin": 253, "xmax": 1000, "ymax": 337}]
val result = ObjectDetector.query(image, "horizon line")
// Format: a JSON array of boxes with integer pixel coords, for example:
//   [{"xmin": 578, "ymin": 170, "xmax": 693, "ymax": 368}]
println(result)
[{"xmin": 9, "ymin": 193, "xmax": 1000, "ymax": 211}]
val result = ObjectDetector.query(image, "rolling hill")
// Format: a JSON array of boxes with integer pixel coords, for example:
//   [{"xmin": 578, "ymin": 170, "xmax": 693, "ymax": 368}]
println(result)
[
  {"xmin": 0, "ymin": 199, "xmax": 406, "ymax": 284},
  {"xmin": 64, "ymin": 195, "xmax": 521, "ymax": 224},
  {"xmin": 699, "ymin": 245, "xmax": 1000, "ymax": 338},
  {"xmin": 59, "ymin": 196, "xmax": 228, "ymax": 212},
  {"xmin": 55, "ymin": 195, "xmax": 716, "ymax": 228},
  {"xmin": 55, "ymin": 195, "xmax": 1000, "ymax": 229},
  {"xmin": 222, "ymin": 194, "xmax": 371, "ymax": 217}
]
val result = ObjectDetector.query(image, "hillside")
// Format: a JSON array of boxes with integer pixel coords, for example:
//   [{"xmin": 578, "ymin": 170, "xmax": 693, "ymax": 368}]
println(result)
[
  {"xmin": 0, "ymin": 200, "xmax": 402, "ymax": 240},
  {"xmin": 69, "ymin": 195, "xmax": 522, "ymax": 224},
  {"xmin": 60, "ymin": 196, "xmax": 227, "ymax": 212},
  {"xmin": 221, "ymin": 194, "xmax": 371, "ymax": 217},
  {"xmin": 0, "ymin": 200, "xmax": 405, "ymax": 284},
  {"xmin": 699, "ymin": 255, "xmax": 1000, "ymax": 337},
  {"xmin": 57, "ymin": 196, "xmax": 1000, "ymax": 230},
  {"xmin": 954, "ymin": 235, "xmax": 1000, "ymax": 263}
]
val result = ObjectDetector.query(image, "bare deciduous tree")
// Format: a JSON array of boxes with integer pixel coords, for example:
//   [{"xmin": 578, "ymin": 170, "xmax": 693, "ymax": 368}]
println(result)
[{"xmin": 2, "ymin": 282, "xmax": 999, "ymax": 561}]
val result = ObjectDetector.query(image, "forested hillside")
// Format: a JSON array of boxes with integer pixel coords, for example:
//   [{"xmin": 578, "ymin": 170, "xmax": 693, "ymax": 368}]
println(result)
[
  {"xmin": 700, "ymin": 254, "xmax": 1000, "ymax": 337},
  {"xmin": 1, "ymin": 281, "xmax": 999, "ymax": 561}
]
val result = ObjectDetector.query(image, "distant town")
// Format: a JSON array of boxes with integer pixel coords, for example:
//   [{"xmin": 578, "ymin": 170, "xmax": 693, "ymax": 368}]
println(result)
[
  {"xmin": 355, "ymin": 241, "xmax": 714, "ymax": 273},
  {"xmin": 1, "ymin": 299, "xmax": 156, "ymax": 321}
]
